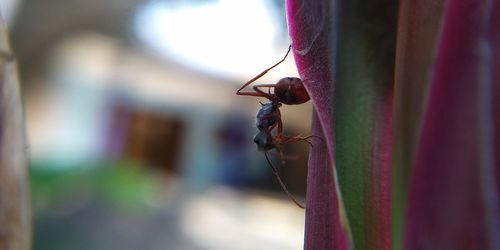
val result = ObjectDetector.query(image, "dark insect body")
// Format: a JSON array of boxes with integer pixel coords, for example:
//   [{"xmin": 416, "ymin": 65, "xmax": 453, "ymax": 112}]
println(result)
[{"xmin": 236, "ymin": 45, "xmax": 314, "ymax": 209}]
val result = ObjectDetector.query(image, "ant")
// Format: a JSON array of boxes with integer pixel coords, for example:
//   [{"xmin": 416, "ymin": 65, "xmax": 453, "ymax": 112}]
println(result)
[{"xmin": 236, "ymin": 45, "xmax": 313, "ymax": 208}]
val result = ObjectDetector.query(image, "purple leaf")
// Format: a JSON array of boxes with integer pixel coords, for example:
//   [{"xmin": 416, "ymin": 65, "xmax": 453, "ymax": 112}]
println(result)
[
  {"xmin": 286, "ymin": 0, "xmax": 351, "ymax": 249},
  {"xmin": 392, "ymin": 0, "xmax": 445, "ymax": 248},
  {"xmin": 331, "ymin": 0, "xmax": 397, "ymax": 248},
  {"xmin": 305, "ymin": 112, "xmax": 349, "ymax": 250},
  {"xmin": 490, "ymin": 0, "xmax": 500, "ymax": 212},
  {"xmin": 405, "ymin": 0, "xmax": 500, "ymax": 249}
]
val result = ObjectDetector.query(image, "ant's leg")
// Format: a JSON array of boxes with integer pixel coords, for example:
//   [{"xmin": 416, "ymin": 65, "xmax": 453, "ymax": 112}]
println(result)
[
  {"xmin": 264, "ymin": 152, "xmax": 304, "ymax": 209},
  {"xmin": 283, "ymin": 135, "xmax": 313, "ymax": 147},
  {"xmin": 236, "ymin": 45, "xmax": 292, "ymax": 96},
  {"xmin": 277, "ymin": 118, "xmax": 284, "ymax": 141},
  {"xmin": 274, "ymin": 119, "xmax": 289, "ymax": 164},
  {"xmin": 253, "ymin": 84, "xmax": 276, "ymax": 96},
  {"xmin": 282, "ymin": 135, "xmax": 323, "ymax": 148},
  {"xmin": 235, "ymin": 90, "xmax": 272, "ymax": 99},
  {"xmin": 273, "ymin": 134, "xmax": 323, "ymax": 164}
]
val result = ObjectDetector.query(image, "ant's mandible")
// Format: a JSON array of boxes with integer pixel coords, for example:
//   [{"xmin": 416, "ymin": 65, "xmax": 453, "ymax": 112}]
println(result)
[{"xmin": 236, "ymin": 45, "xmax": 313, "ymax": 209}]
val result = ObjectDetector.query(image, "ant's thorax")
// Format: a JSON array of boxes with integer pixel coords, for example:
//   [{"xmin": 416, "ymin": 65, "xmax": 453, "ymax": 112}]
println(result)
[{"xmin": 256, "ymin": 102, "xmax": 281, "ymax": 131}]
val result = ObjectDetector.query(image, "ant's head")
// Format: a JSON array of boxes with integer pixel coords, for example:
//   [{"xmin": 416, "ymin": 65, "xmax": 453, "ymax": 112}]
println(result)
[{"xmin": 253, "ymin": 131, "xmax": 275, "ymax": 151}]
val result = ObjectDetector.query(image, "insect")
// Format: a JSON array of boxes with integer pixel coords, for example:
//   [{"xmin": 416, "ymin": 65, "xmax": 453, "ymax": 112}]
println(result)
[{"xmin": 236, "ymin": 45, "xmax": 313, "ymax": 208}]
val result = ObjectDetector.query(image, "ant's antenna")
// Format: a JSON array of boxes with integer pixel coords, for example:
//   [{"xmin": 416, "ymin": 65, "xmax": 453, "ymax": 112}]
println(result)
[
  {"xmin": 264, "ymin": 152, "xmax": 305, "ymax": 209},
  {"xmin": 236, "ymin": 45, "xmax": 292, "ymax": 95}
]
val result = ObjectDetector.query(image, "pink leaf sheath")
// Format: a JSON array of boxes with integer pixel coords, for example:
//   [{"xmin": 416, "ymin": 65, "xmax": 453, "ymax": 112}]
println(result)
[
  {"xmin": 286, "ymin": 0, "xmax": 351, "ymax": 249},
  {"xmin": 305, "ymin": 111, "xmax": 349, "ymax": 250},
  {"xmin": 490, "ymin": 0, "xmax": 500, "ymax": 214},
  {"xmin": 392, "ymin": 0, "xmax": 445, "ymax": 248},
  {"xmin": 405, "ymin": 1, "xmax": 500, "ymax": 249}
]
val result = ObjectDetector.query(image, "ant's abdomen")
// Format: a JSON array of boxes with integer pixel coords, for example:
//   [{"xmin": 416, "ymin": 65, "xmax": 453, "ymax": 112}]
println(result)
[{"xmin": 275, "ymin": 77, "xmax": 310, "ymax": 105}]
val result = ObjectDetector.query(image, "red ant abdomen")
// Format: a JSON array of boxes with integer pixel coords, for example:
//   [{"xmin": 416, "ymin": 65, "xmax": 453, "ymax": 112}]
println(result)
[{"xmin": 274, "ymin": 77, "xmax": 310, "ymax": 105}]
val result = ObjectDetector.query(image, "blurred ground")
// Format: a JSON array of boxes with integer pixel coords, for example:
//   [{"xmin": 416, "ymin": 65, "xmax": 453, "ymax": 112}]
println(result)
[{"xmin": 31, "ymin": 166, "xmax": 304, "ymax": 250}]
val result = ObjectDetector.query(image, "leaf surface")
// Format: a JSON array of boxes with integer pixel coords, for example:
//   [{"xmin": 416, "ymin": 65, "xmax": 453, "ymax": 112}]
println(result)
[
  {"xmin": 286, "ymin": 1, "xmax": 351, "ymax": 249},
  {"xmin": 391, "ymin": 1, "xmax": 445, "ymax": 248},
  {"xmin": 332, "ymin": 1, "xmax": 397, "ymax": 249},
  {"xmin": 405, "ymin": 1, "xmax": 500, "ymax": 249},
  {"xmin": 287, "ymin": 1, "xmax": 398, "ymax": 249}
]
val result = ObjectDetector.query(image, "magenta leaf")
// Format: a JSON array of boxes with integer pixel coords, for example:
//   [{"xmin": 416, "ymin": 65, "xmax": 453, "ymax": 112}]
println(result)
[
  {"xmin": 286, "ymin": 0, "xmax": 351, "ymax": 249},
  {"xmin": 392, "ymin": 0, "xmax": 445, "ymax": 248},
  {"xmin": 305, "ymin": 112, "xmax": 349, "ymax": 250},
  {"xmin": 331, "ymin": 1, "xmax": 397, "ymax": 249},
  {"xmin": 287, "ymin": 0, "xmax": 500, "ymax": 249},
  {"xmin": 405, "ymin": 0, "xmax": 500, "ymax": 249},
  {"xmin": 491, "ymin": 0, "xmax": 500, "ymax": 213},
  {"xmin": 287, "ymin": 0, "xmax": 397, "ymax": 249}
]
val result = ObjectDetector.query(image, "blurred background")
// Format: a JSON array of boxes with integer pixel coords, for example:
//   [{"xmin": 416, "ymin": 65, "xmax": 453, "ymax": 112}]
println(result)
[{"xmin": 1, "ymin": 0, "xmax": 313, "ymax": 249}]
